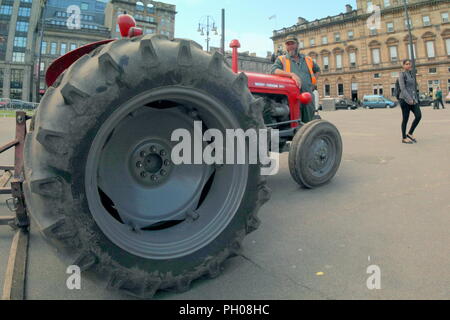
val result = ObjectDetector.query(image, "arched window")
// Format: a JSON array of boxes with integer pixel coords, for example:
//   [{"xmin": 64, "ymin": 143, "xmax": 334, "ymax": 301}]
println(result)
[
  {"xmin": 136, "ymin": 1, "xmax": 144, "ymax": 11},
  {"xmin": 147, "ymin": 3, "xmax": 155, "ymax": 14}
]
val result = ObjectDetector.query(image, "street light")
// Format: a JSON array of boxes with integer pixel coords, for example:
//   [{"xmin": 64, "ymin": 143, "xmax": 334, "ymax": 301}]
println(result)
[
  {"xmin": 35, "ymin": 0, "xmax": 47, "ymax": 103},
  {"xmin": 403, "ymin": 0, "xmax": 417, "ymax": 94},
  {"xmin": 197, "ymin": 15, "xmax": 218, "ymax": 52}
]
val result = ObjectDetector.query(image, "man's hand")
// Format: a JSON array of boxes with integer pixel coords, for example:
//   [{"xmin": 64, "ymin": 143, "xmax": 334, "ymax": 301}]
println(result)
[{"xmin": 291, "ymin": 73, "xmax": 301, "ymax": 89}]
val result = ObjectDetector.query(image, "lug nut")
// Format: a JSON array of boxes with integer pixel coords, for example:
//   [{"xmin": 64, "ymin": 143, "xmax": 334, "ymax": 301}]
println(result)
[
  {"xmin": 164, "ymin": 160, "xmax": 170, "ymax": 166},
  {"xmin": 160, "ymin": 150, "xmax": 166, "ymax": 156},
  {"xmin": 140, "ymin": 151, "xmax": 146, "ymax": 157},
  {"xmin": 136, "ymin": 161, "xmax": 143, "ymax": 168},
  {"xmin": 160, "ymin": 170, "xmax": 167, "ymax": 176},
  {"xmin": 150, "ymin": 146, "xmax": 157, "ymax": 153},
  {"xmin": 151, "ymin": 175, "xmax": 158, "ymax": 181},
  {"xmin": 140, "ymin": 172, "xmax": 147, "ymax": 178}
]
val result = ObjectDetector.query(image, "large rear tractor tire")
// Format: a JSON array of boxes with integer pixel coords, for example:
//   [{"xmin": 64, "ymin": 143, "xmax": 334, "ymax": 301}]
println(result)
[
  {"xmin": 288, "ymin": 120, "xmax": 342, "ymax": 188},
  {"xmin": 23, "ymin": 35, "xmax": 270, "ymax": 298}
]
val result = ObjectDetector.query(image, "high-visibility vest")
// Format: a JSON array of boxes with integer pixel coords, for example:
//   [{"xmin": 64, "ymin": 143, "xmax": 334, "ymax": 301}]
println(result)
[{"xmin": 278, "ymin": 55, "xmax": 317, "ymax": 86}]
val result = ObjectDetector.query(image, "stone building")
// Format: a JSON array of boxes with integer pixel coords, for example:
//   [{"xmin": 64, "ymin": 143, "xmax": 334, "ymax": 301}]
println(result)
[
  {"xmin": 272, "ymin": 0, "xmax": 450, "ymax": 101},
  {"xmin": 37, "ymin": 0, "xmax": 110, "ymax": 100},
  {"xmin": 105, "ymin": 0, "xmax": 176, "ymax": 39},
  {"xmin": 0, "ymin": 0, "xmax": 41, "ymax": 101}
]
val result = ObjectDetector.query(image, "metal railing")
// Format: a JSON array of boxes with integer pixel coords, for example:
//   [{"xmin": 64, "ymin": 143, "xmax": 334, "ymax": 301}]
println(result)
[{"xmin": 0, "ymin": 111, "xmax": 31, "ymax": 300}]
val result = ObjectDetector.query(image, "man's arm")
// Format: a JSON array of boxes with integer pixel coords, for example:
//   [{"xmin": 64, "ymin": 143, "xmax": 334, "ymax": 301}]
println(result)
[
  {"xmin": 312, "ymin": 61, "xmax": 321, "ymax": 80},
  {"xmin": 271, "ymin": 58, "xmax": 302, "ymax": 88}
]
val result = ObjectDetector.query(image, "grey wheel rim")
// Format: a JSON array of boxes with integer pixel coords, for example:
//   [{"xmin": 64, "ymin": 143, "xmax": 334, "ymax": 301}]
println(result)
[
  {"xmin": 85, "ymin": 87, "xmax": 249, "ymax": 260},
  {"xmin": 306, "ymin": 135, "xmax": 336, "ymax": 178}
]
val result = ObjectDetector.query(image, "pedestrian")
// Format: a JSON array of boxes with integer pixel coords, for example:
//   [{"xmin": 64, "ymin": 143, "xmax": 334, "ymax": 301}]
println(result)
[
  {"xmin": 271, "ymin": 35, "xmax": 321, "ymax": 123},
  {"xmin": 432, "ymin": 87, "xmax": 438, "ymax": 109},
  {"xmin": 398, "ymin": 59, "xmax": 422, "ymax": 144},
  {"xmin": 435, "ymin": 87, "xmax": 445, "ymax": 109},
  {"xmin": 312, "ymin": 85, "xmax": 320, "ymax": 111}
]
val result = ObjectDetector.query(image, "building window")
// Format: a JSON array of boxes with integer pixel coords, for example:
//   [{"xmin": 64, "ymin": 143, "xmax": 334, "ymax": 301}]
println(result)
[
  {"xmin": 335, "ymin": 54, "xmax": 342, "ymax": 70},
  {"xmin": 310, "ymin": 38, "xmax": 315, "ymax": 47},
  {"xmin": 0, "ymin": 5, "xmax": 12, "ymax": 15},
  {"xmin": 70, "ymin": 43, "xmax": 77, "ymax": 51},
  {"xmin": 337, "ymin": 83, "xmax": 344, "ymax": 96},
  {"xmin": 16, "ymin": 21, "xmax": 29, "ymax": 32},
  {"xmin": 136, "ymin": 1, "xmax": 144, "ymax": 11},
  {"xmin": 147, "ymin": 4, "xmax": 155, "ymax": 14},
  {"xmin": 447, "ymin": 79, "xmax": 450, "ymax": 92},
  {"xmin": 41, "ymin": 41, "xmax": 47, "ymax": 54},
  {"xmin": 428, "ymin": 80, "xmax": 440, "ymax": 94},
  {"xmin": 446, "ymin": 38, "xmax": 450, "ymax": 55},
  {"xmin": 81, "ymin": 2, "xmax": 89, "ymax": 10},
  {"xmin": 371, "ymin": 48, "xmax": 381, "ymax": 64},
  {"xmin": 429, "ymin": 68, "xmax": 437, "ymax": 74},
  {"xmin": 389, "ymin": 46, "xmax": 398, "ymax": 62},
  {"xmin": 322, "ymin": 36, "xmax": 328, "ymax": 45},
  {"xmin": 12, "ymin": 52, "xmax": 25, "ymax": 63},
  {"xmin": 384, "ymin": 0, "xmax": 391, "ymax": 7},
  {"xmin": 387, "ymin": 22, "xmax": 394, "ymax": 33},
  {"xmin": 423, "ymin": 16, "xmax": 431, "ymax": 26},
  {"xmin": 348, "ymin": 30, "xmax": 354, "ymax": 40},
  {"xmin": 334, "ymin": 33, "xmax": 341, "ymax": 42},
  {"xmin": 10, "ymin": 69, "xmax": 24, "ymax": 89},
  {"xmin": 40, "ymin": 62, "xmax": 45, "ymax": 72},
  {"xmin": 299, "ymin": 40, "xmax": 304, "ymax": 49},
  {"xmin": 391, "ymin": 72, "xmax": 399, "ymax": 77},
  {"xmin": 18, "ymin": 7, "xmax": 31, "ymax": 17},
  {"xmin": 13, "ymin": 37, "xmax": 27, "ymax": 48},
  {"xmin": 442, "ymin": 12, "xmax": 449, "ymax": 23},
  {"xmin": 369, "ymin": 28, "xmax": 377, "ymax": 36},
  {"xmin": 324, "ymin": 84, "xmax": 331, "ymax": 97},
  {"xmin": 426, "ymin": 41, "xmax": 435, "ymax": 58},
  {"xmin": 323, "ymin": 56, "xmax": 329, "ymax": 71},
  {"xmin": 373, "ymin": 85, "xmax": 383, "ymax": 95},
  {"xmin": 374, "ymin": 73, "xmax": 381, "ymax": 79},
  {"xmin": 50, "ymin": 42, "xmax": 57, "ymax": 55},
  {"xmin": 349, "ymin": 52, "xmax": 356, "ymax": 68},
  {"xmin": 60, "ymin": 43, "xmax": 67, "ymax": 55}
]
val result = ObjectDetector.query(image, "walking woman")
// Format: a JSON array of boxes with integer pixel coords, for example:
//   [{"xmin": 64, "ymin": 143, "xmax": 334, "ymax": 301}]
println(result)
[{"xmin": 398, "ymin": 59, "xmax": 422, "ymax": 144}]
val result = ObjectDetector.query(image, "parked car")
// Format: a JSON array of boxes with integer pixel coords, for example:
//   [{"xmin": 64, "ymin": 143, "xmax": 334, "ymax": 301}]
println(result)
[
  {"xmin": 0, "ymin": 98, "xmax": 10, "ymax": 109},
  {"xmin": 362, "ymin": 95, "xmax": 397, "ymax": 109},
  {"xmin": 445, "ymin": 92, "xmax": 450, "ymax": 104},
  {"xmin": 334, "ymin": 98, "xmax": 358, "ymax": 110},
  {"xmin": 418, "ymin": 93, "xmax": 433, "ymax": 106}
]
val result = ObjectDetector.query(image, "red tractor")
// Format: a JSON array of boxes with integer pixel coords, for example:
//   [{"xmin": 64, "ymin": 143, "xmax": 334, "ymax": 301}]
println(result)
[{"xmin": 22, "ymin": 15, "xmax": 342, "ymax": 298}]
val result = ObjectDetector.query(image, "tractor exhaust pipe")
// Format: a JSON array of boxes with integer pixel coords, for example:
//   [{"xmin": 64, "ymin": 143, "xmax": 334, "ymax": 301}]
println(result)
[{"xmin": 229, "ymin": 39, "xmax": 240, "ymax": 73}]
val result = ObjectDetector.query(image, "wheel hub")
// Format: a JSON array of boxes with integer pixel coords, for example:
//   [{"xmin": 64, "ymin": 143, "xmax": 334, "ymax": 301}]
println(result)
[{"xmin": 131, "ymin": 141, "xmax": 172, "ymax": 186}]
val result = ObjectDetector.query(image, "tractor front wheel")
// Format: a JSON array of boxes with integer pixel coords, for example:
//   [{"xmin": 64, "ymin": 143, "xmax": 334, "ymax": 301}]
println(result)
[{"xmin": 288, "ymin": 120, "xmax": 342, "ymax": 188}]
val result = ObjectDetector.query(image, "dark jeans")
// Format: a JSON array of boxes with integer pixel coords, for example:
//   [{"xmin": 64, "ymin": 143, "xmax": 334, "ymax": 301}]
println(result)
[
  {"xmin": 436, "ymin": 98, "xmax": 445, "ymax": 109},
  {"xmin": 400, "ymin": 99, "xmax": 422, "ymax": 139}
]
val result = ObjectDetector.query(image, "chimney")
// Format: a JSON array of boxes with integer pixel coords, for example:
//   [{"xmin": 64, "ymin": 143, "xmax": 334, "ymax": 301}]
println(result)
[
  {"xmin": 346, "ymin": 4, "xmax": 353, "ymax": 13},
  {"xmin": 297, "ymin": 17, "xmax": 308, "ymax": 25}
]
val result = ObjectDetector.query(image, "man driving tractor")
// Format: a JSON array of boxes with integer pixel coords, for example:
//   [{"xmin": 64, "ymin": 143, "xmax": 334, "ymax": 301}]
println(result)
[{"xmin": 271, "ymin": 34, "xmax": 321, "ymax": 123}]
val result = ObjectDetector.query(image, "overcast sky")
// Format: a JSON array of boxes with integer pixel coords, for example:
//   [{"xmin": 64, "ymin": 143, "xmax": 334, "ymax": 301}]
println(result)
[{"xmin": 165, "ymin": 0, "xmax": 357, "ymax": 57}]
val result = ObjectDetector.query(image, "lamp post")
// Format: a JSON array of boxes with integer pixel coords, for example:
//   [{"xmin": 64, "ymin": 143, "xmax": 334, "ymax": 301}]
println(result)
[
  {"xmin": 403, "ymin": 0, "xmax": 417, "ymax": 94},
  {"xmin": 35, "ymin": 0, "xmax": 47, "ymax": 103},
  {"xmin": 197, "ymin": 15, "xmax": 218, "ymax": 52}
]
